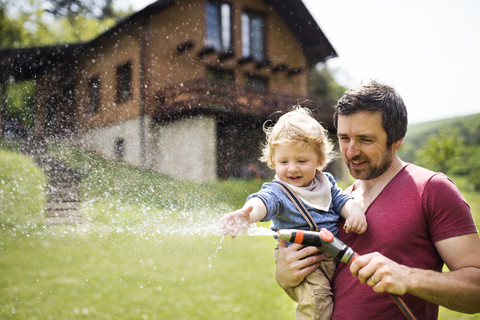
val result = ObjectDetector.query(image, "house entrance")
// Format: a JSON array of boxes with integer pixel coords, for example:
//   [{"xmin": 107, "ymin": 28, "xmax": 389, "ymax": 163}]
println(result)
[{"xmin": 216, "ymin": 116, "xmax": 269, "ymax": 180}]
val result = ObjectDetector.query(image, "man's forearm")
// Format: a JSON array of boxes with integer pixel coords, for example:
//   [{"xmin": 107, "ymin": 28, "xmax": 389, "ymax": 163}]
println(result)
[{"xmin": 408, "ymin": 266, "xmax": 480, "ymax": 313}]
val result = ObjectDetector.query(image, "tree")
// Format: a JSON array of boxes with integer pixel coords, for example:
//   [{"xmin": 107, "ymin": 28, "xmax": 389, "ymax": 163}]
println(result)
[
  {"xmin": 466, "ymin": 148, "xmax": 480, "ymax": 190},
  {"xmin": 0, "ymin": 3, "xmax": 26, "ymax": 48},
  {"xmin": 417, "ymin": 130, "xmax": 463, "ymax": 173},
  {"xmin": 1, "ymin": 0, "xmax": 130, "ymax": 49},
  {"xmin": 45, "ymin": 0, "xmax": 116, "ymax": 21},
  {"xmin": 309, "ymin": 64, "xmax": 347, "ymax": 101},
  {"xmin": 6, "ymin": 82, "xmax": 35, "ymax": 129},
  {"xmin": 1, "ymin": 0, "xmax": 130, "ymax": 135}
]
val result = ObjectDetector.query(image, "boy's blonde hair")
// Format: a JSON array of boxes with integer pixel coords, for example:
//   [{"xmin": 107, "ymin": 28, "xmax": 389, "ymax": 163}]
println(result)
[{"xmin": 260, "ymin": 106, "xmax": 335, "ymax": 170}]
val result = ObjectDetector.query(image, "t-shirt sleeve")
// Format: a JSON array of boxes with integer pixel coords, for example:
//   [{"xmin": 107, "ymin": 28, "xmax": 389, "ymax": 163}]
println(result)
[
  {"xmin": 325, "ymin": 172, "xmax": 353, "ymax": 214},
  {"xmin": 246, "ymin": 183, "xmax": 281, "ymax": 222},
  {"xmin": 424, "ymin": 173, "xmax": 478, "ymax": 243}
]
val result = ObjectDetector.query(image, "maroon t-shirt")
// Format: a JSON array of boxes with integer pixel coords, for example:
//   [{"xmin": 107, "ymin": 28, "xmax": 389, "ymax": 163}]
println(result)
[{"xmin": 332, "ymin": 164, "xmax": 477, "ymax": 320}]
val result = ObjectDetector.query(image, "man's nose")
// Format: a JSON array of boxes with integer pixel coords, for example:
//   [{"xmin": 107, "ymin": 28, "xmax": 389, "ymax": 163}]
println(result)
[{"xmin": 346, "ymin": 141, "xmax": 361, "ymax": 158}]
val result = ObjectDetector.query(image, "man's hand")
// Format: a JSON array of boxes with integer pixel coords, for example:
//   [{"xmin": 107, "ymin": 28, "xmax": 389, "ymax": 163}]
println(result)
[
  {"xmin": 349, "ymin": 252, "xmax": 410, "ymax": 295},
  {"xmin": 275, "ymin": 239, "xmax": 324, "ymax": 289}
]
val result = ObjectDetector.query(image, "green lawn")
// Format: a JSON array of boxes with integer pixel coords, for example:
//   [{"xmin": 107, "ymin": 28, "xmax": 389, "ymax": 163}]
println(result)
[
  {"xmin": 1, "ymin": 227, "xmax": 293, "ymax": 319},
  {"xmin": 0, "ymin": 144, "xmax": 479, "ymax": 319}
]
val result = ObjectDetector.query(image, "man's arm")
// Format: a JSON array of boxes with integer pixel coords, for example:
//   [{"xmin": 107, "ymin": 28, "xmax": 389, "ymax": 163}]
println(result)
[
  {"xmin": 411, "ymin": 233, "xmax": 480, "ymax": 313},
  {"xmin": 350, "ymin": 233, "xmax": 480, "ymax": 313}
]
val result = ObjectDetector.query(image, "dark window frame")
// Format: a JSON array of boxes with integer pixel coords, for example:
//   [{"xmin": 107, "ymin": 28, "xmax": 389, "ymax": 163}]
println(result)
[
  {"xmin": 241, "ymin": 9, "xmax": 265, "ymax": 61},
  {"xmin": 115, "ymin": 138, "xmax": 125, "ymax": 159},
  {"xmin": 88, "ymin": 76, "xmax": 101, "ymax": 112},
  {"xmin": 116, "ymin": 61, "xmax": 132, "ymax": 103},
  {"xmin": 206, "ymin": 1, "xmax": 233, "ymax": 53},
  {"xmin": 244, "ymin": 73, "xmax": 268, "ymax": 92},
  {"xmin": 207, "ymin": 67, "xmax": 235, "ymax": 82}
]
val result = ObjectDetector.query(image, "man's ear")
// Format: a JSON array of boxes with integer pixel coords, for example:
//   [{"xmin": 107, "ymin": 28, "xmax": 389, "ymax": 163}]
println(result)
[{"xmin": 393, "ymin": 138, "xmax": 404, "ymax": 150}]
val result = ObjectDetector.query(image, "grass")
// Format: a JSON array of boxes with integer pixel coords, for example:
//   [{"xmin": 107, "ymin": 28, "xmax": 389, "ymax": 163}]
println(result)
[
  {"xmin": 0, "ymin": 143, "xmax": 479, "ymax": 319},
  {"xmin": 1, "ymin": 229, "xmax": 291, "ymax": 319}
]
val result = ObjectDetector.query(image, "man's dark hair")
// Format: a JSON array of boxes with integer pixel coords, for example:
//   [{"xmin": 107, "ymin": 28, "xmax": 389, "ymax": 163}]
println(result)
[{"xmin": 333, "ymin": 80, "xmax": 408, "ymax": 146}]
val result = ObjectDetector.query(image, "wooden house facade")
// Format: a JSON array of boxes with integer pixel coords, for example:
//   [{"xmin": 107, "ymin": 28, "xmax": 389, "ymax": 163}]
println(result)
[{"xmin": 0, "ymin": 0, "xmax": 338, "ymax": 181}]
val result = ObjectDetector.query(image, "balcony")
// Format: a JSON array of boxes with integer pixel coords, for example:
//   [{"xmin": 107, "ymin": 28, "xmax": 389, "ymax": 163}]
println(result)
[{"xmin": 154, "ymin": 78, "xmax": 335, "ymax": 128}]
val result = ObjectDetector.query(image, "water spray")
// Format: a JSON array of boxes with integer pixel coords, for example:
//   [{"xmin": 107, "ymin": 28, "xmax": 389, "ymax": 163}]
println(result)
[{"xmin": 277, "ymin": 228, "xmax": 417, "ymax": 320}]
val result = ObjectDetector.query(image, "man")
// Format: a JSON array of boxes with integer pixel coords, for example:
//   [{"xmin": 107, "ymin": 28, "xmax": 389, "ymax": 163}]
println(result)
[{"xmin": 275, "ymin": 81, "xmax": 480, "ymax": 319}]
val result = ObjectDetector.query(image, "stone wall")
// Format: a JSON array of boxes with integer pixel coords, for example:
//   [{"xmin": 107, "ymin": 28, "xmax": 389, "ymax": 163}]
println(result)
[
  {"xmin": 147, "ymin": 115, "xmax": 217, "ymax": 182},
  {"xmin": 79, "ymin": 117, "xmax": 144, "ymax": 167},
  {"xmin": 79, "ymin": 115, "xmax": 217, "ymax": 182}
]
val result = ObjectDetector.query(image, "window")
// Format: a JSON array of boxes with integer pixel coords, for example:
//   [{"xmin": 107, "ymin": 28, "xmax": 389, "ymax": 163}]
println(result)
[
  {"xmin": 115, "ymin": 138, "xmax": 125, "ymax": 159},
  {"xmin": 207, "ymin": 67, "xmax": 234, "ymax": 101},
  {"xmin": 206, "ymin": 1, "xmax": 232, "ymax": 52},
  {"xmin": 242, "ymin": 10, "xmax": 265, "ymax": 61},
  {"xmin": 208, "ymin": 67, "xmax": 234, "ymax": 82},
  {"xmin": 116, "ymin": 62, "xmax": 132, "ymax": 103},
  {"xmin": 45, "ymin": 95, "xmax": 56, "ymax": 127},
  {"xmin": 88, "ymin": 76, "xmax": 100, "ymax": 112},
  {"xmin": 245, "ymin": 74, "xmax": 267, "ymax": 92}
]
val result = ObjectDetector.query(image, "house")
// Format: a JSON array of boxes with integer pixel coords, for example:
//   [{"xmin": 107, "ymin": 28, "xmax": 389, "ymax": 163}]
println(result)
[{"xmin": 0, "ymin": 0, "xmax": 339, "ymax": 182}]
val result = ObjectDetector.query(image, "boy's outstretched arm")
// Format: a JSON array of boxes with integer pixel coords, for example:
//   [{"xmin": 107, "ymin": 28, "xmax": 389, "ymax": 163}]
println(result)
[
  {"xmin": 220, "ymin": 197, "xmax": 267, "ymax": 238},
  {"xmin": 340, "ymin": 199, "xmax": 367, "ymax": 234}
]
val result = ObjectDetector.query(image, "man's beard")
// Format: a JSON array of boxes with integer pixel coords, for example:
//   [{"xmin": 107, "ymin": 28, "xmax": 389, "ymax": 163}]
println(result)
[{"xmin": 346, "ymin": 149, "xmax": 393, "ymax": 180}]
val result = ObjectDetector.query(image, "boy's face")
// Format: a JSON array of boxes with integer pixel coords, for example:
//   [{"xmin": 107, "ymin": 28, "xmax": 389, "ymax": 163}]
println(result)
[{"xmin": 274, "ymin": 142, "xmax": 321, "ymax": 187}]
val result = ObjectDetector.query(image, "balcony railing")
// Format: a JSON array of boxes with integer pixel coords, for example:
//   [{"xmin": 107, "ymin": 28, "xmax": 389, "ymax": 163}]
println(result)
[{"xmin": 154, "ymin": 78, "xmax": 335, "ymax": 127}]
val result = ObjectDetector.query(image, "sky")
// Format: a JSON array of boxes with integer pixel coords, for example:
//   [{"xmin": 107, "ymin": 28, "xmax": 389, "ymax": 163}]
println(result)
[{"xmin": 121, "ymin": 0, "xmax": 480, "ymax": 124}]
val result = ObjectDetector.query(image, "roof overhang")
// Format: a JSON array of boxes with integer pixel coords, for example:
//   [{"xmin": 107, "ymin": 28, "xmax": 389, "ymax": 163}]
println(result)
[
  {"xmin": 0, "ymin": 44, "xmax": 83, "ymax": 82},
  {"xmin": 265, "ymin": 0, "xmax": 337, "ymax": 66}
]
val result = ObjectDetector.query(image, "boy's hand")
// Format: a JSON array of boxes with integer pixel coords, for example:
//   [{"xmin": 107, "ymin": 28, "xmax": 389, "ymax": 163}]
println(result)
[
  {"xmin": 220, "ymin": 206, "xmax": 254, "ymax": 238},
  {"xmin": 344, "ymin": 213, "xmax": 367, "ymax": 234}
]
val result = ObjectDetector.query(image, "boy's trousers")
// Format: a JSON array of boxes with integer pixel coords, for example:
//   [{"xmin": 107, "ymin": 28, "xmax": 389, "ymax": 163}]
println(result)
[{"xmin": 274, "ymin": 245, "xmax": 336, "ymax": 320}]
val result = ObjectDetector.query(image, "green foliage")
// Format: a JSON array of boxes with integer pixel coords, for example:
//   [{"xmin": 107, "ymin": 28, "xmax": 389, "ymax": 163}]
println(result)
[
  {"xmin": 403, "ymin": 113, "xmax": 480, "ymax": 150},
  {"xmin": 54, "ymin": 14, "xmax": 118, "ymax": 43},
  {"xmin": 416, "ymin": 130, "xmax": 462, "ymax": 173},
  {"xmin": 45, "ymin": 0, "xmax": 117, "ymax": 20},
  {"xmin": 1, "ymin": 0, "xmax": 131, "ymax": 135},
  {"xmin": 1, "ymin": 0, "xmax": 130, "ymax": 49},
  {"xmin": 0, "ymin": 149, "xmax": 46, "ymax": 226},
  {"xmin": 462, "ymin": 147, "xmax": 480, "ymax": 191},
  {"xmin": 309, "ymin": 64, "xmax": 347, "ymax": 100},
  {"xmin": 399, "ymin": 113, "xmax": 480, "ymax": 189},
  {"xmin": 5, "ymin": 81, "xmax": 35, "ymax": 128},
  {"xmin": 0, "ymin": 3, "xmax": 24, "ymax": 48}
]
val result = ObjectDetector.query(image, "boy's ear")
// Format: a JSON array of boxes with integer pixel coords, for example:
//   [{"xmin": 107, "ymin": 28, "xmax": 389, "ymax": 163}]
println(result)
[{"xmin": 317, "ymin": 154, "xmax": 325, "ymax": 167}]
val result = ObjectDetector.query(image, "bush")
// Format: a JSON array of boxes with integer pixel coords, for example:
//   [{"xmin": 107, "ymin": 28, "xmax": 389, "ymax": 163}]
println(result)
[
  {"xmin": 469, "ymin": 168, "xmax": 480, "ymax": 191},
  {"xmin": 0, "ymin": 148, "xmax": 46, "ymax": 226}
]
